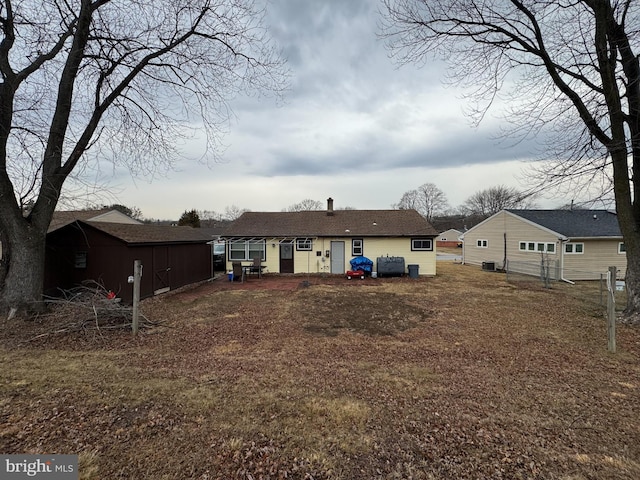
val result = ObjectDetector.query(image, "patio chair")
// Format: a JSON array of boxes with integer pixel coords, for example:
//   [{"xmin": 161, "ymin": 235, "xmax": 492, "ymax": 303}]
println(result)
[
  {"xmin": 249, "ymin": 256, "xmax": 263, "ymax": 278},
  {"xmin": 232, "ymin": 262, "xmax": 243, "ymax": 282}
]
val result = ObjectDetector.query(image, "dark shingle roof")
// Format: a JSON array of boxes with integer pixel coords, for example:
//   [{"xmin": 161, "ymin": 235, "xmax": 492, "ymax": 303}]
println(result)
[
  {"xmin": 223, "ymin": 209, "xmax": 437, "ymax": 238},
  {"xmin": 60, "ymin": 221, "xmax": 211, "ymax": 245},
  {"xmin": 507, "ymin": 209, "xmax": 622, "ymax": 238}
]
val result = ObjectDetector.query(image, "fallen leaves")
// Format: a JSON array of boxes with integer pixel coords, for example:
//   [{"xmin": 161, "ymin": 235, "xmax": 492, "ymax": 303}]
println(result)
[{"xmin": 1, "ymin": 263, "xmax": 639, "ymax": 479}]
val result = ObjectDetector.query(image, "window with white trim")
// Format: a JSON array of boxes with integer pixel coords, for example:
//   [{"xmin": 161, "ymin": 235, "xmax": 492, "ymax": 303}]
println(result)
[
  {"xmin": 477, "ymin": 239, "xmax": 488, "ymax": 248},
  {"xmin": 296, "ymin": 238, "xmax": 313, "ymax": 251},
  {"xmin": 519, "ymin": 241, "xmax": 556, "ymax": 253},
  {"xmin": 619, "ymin": 242, "xmax": 626, "ymax": 254},
  {"xmin": 352, "ymin": 238, "xmax": 363, "ymax": 256},
  {"xmin": 412, "ymin": 238, "xmax": 433, "ymax": 251},
  {"xmin": 229, "ymin": 239, "xmax": 266, "ymax": 261},
  {"xmin": 564, "ymin": 242, "xmax": 584, "ymax": 254}
]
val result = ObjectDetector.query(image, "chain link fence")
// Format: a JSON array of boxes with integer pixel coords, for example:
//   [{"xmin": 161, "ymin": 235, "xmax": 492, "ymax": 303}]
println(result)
[{"xmin": 504, "ymin": 258, "xmax": 626, "ymax": 310}]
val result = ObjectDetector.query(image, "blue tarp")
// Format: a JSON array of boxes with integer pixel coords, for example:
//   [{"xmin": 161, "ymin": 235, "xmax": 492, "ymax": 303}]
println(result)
[{"xmin": 350, "ymin": 256, "xmax": 373, "ymax": 272}]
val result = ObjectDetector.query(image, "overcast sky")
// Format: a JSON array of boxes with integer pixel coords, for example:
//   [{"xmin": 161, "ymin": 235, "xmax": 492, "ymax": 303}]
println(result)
[{"xmin": 110, "ymin": 0, "xmax": 563, "ymax": 220}]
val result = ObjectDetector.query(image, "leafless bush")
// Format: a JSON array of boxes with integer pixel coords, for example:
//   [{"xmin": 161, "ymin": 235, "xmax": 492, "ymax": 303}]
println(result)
[{"xmin": 34, "ymin": 280, "xmax": 158, "ymax": 338}]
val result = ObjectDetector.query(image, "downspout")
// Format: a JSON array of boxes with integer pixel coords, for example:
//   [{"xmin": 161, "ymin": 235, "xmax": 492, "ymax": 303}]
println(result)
[
  {"xmin": 560, "ymin": 238, "xmax": 575, "ymax": 284},
  {"xmin": 503, "ymin": 232, "xmax": 507, "ymax": 270}
]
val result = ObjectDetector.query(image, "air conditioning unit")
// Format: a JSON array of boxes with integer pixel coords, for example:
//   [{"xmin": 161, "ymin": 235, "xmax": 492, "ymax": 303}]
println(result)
[{"xmin": 482, "ymin": 261, "xmax": 496, "ymax": 271}]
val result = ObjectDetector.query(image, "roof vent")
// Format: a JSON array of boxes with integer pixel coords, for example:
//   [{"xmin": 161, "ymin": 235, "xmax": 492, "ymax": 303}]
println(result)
[{"xmin": 327, "ymin": 197, "xmax": 334, "ymax": 216}]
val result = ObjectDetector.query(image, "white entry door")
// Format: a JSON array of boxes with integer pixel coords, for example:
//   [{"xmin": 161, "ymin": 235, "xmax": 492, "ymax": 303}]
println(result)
[{"xmin": 330, "ymin": 241, "xmax": 345, "ymax": 274}]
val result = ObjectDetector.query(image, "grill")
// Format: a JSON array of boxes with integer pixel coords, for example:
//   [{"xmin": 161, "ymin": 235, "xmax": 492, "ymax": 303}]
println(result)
[{"xmin": 376, "ymin": 256, "xmax": 405, "ymax": 277}]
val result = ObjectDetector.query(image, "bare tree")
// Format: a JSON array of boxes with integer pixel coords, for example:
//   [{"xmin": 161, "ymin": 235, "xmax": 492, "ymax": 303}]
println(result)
[
  {"xmin": 0, "ymin": 0, "xmax": 286, "ymax": 315},
  {"xmin": 394, "ymin": 182, "xmax": 448, "ymax": 222},
  {"xmin": 224, "ymin": 204, "xmax": 249, "ymax": 221},
  {"xmin": 285, "ymin": 199, "xmax": 323, "ymax": 212},
  {"xmin": 462, "ymin": 186, "xmax": 537, "ymax": 218},
  {"xmin": 381, "ymin": 0, "xmax": 640, "ymax": 320},
  {"xmin": 197, "ymin": 209, "xmax": 222, "ymax": 227}
]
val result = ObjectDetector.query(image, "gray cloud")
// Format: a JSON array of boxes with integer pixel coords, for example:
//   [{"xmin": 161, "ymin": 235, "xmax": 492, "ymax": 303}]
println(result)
[{"xmin": 109, "ymin": 0, "xmax": 558, "ymax": 218}]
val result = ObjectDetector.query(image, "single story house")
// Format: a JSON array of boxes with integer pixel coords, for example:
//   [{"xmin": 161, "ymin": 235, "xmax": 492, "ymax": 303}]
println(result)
[
  {"xmin": 221, "ymin": 198, "xmax": 439, "ymax": 276},
  {"xmin": 436, "ymin": 228, "xmax": 463, "ymax": 248},
  {"xmin": 45, "ymin": 217, "xmax": 212, "ymax": 303},
  {"xmin": 461, "ymin": 209, "xmax": 627, "ymax": 281}
]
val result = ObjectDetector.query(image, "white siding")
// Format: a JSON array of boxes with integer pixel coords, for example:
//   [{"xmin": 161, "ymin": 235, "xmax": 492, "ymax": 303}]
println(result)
[
  {"xmin": 463, "ymin": 211, "xmax": 560, "ymax": 268},
  {"xmin": 563, "ymin": 239, "xmax": 627, "ymax": 280},
  {"xmin": 463, "ymin": 211, "xmax": 626, "ymax": 280}
]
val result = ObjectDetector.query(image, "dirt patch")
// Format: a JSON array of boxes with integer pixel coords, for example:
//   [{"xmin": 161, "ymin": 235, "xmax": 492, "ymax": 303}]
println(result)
[{"xmin": 296, "ymin": 287, "xmax": 432, "ymax": 336}]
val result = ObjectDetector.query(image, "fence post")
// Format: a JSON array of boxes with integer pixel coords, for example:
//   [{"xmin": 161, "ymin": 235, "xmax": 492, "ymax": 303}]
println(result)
[
  {"xmin": 132, "ymin": 260, "xmax": 142, "ymax": 335},
  {"xmin": 607, "ymin": 266, "xmax": 616, "ymax": 353}
]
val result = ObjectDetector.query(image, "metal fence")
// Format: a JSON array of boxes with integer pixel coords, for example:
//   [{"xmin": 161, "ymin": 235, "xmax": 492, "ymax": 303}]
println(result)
[{"xmin": 504, "ymin": 258, "xmax": 626, "ymax": 310}]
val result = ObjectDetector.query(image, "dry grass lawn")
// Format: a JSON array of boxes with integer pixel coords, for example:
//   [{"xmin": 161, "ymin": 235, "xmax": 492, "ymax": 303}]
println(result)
[{"xmin": 1, "ymin": 261, "xmax": 639, "ymax": 479}]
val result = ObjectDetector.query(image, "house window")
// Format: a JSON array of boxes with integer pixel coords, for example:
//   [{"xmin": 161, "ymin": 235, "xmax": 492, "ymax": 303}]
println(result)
[
  {"xmin": 520, "ymin": 241, "xmax": 556, "ymax": 253},
  {"xmin": 477, "ymin": 239, "xmax": 488, "ymax": 248},
  {"xmin": 565, "ymin": 242, "xmax": 584, "ymax": 254},
  {"xmin": 619, "ymin": 242, "xmax": 626, "ymax": 254},
  {"xmin": 74, "ymin": 252, "xmax": 87, "ymax": 269},
  {"xmin": 352, "ymin": 238, "xmax": 363, "ymax": 256},
  {"xmin": 412, "ymin": 238, "xmax": 433, "ymax": 251},
  {"xmin": 296, "ymin": 238, "xmax": 313, "ymax": 251},
  {"xmin": 229, "ymin": 239, "xmax": 266, "ymax": 261}
]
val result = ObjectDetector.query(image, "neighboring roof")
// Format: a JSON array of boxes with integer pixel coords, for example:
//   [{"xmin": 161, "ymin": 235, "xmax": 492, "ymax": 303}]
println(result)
[
  {"xmin": 48, "ymin": 209, "xmax": 141, "ymax": 232},
  {"xmin": 506, "ymin": 209, "xmax": 622, "ymax": 238},
  {"xmin": 438, "ymin": 228, "xmax": 462, "ymax": 235},
  {"xmin": 199, "ymin": 227, "xmax": 226, "ymax": 239},
  {"xmin": 48, "ymin": 209, "xmax": 112, "ymax": 232},
  {"xmin": 223, "ymin": 209, "xmax": 438, "ymax": 238},
  {"xmin": 52, "ymin": 220, "xmax": 211, "ymax": 245}
]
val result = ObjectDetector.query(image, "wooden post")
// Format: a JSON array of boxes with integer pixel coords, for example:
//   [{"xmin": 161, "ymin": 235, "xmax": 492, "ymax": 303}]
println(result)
[
  {"xmin": 607, "ymin": 266, "xmax": 616, "ymax": 353},
  {"xmin": 132, "ymin": 260, "xmax": 142, "ymax": 335}
]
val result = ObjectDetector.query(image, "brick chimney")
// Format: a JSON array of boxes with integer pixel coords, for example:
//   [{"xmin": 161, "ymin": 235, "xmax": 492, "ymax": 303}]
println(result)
[{"xmin": 327, "ymin": 197, "xmax": 334, "ymax": 216}]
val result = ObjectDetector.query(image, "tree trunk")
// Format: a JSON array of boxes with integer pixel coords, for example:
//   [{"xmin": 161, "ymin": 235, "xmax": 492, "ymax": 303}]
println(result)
[
  {"xmin": 620, "ymin": 223, "xmax": 640, "ymax": 323},
  {"xmin": 623, "ymin": 252, "xmax": 640, "ymax": 322},
  {"xmin": 0, "ymin": 223, "xmax": 47, "ymax": 317},
  {"xmin": 610, "ymin": 143, "xmax": 640, "ymax": 322}
]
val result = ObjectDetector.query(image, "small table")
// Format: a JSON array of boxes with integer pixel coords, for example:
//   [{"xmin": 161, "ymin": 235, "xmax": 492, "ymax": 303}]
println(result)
[
  {"xmin": 241, "ymin": 265, "xmax": 253, "ymax": 281},
  {"xmin": 241, "ymin": 264, "xmax": 265, "ymax": 280}
]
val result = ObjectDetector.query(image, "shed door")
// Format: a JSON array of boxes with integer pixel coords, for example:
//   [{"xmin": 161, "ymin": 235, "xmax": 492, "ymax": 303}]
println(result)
[
  {"xmin": 153, "ymin": 246, "xmax": 171, "ymax": 295},
  {"xmin": 280, "ymin": 242, "xmax": 294, "ymax": 273},
  {"xmin": 330, "ymin": 241, "xmax": 345, "ymax": 274}
]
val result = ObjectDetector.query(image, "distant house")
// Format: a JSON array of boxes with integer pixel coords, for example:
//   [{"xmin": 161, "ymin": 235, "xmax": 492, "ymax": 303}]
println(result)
[
  {"xmin": 461, "ymin": 209, "xmax": 626, "ymax": 280},
  {"xmin": 48, "ymin": 208, "xmax": 143, "ymax": 230},
  {"xmin": 45, "ymin": 214, "xmax": 211, "ymax": 303},
  {"xmin": 436, "ymin": 228, "xmax": 462, "ymax": 248},
  {"xmin": 221, "ymin": 198, "xmax": 439, "ymax": 276}
]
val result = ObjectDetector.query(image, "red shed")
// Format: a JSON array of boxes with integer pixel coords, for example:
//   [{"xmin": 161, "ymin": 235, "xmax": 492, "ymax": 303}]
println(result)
[{"xmin": 45, "ymin": 220, "xmax": 212, "ymax": 304}]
